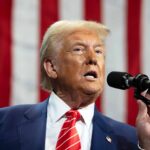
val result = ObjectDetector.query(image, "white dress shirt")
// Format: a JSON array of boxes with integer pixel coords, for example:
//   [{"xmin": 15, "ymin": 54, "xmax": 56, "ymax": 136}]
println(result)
[{"xmin": 45, "ymin": 92, "xmax": 94, "ymax": 150}]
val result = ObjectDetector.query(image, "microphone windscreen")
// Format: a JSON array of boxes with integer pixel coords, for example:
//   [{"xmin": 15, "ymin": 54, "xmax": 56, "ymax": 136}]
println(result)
[{"xmin": 107, "ymin": 71, "xmax": 130, "ymax": 90}]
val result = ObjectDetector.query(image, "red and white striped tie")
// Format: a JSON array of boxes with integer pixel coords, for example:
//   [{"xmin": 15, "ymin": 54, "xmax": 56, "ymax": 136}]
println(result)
[{"xmin": 56, "ymin": 109, "xmax": 81, "ymax": 150}]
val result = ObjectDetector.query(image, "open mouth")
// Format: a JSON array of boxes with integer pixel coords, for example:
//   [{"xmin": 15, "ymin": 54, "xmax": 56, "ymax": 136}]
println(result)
[{"xmin": 84, "ymin": 71, "xmax": 97, "ymax": 79}]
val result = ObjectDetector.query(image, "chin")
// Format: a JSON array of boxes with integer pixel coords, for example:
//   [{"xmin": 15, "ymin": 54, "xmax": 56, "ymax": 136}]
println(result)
[{"xmin": 82, "ymin": 87, "xmax": 102, "ymax": 96}]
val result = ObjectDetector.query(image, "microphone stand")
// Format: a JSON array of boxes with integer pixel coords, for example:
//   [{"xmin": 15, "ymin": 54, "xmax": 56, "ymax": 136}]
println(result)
[{"xmin": 134, "ymin": 89, "xmax": 150, "ymax": 105}]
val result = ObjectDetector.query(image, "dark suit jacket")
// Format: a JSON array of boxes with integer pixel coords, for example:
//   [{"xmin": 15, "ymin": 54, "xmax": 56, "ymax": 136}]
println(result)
[{"xmin": 0, "ymin": 99, "xmax": 138, "ymax": 150}]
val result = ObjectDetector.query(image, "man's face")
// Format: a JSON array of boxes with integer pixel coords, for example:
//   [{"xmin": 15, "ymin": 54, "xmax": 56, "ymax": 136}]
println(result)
[{"xmin": 52, "ymin": 29, "xmax": 105, "ymax": 97}]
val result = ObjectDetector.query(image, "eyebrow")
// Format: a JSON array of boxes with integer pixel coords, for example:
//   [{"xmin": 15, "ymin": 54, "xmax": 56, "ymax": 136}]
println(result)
[
  {"xmin": 94, "ymin": 44, "xmax": 104, "ymax": 47},
  {"xmin": 72, "ymin": 41, "xmax": 104, "ymax": 47}
]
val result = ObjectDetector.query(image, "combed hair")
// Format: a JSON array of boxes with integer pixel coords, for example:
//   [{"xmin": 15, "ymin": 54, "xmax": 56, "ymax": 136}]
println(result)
[{"xmin": 40, "ymin": 20, "xmax": 110, "ymax": 91}]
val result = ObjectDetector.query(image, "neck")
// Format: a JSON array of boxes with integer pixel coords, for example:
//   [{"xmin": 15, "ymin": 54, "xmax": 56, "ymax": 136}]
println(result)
[{"xmin": 53, "ymin": 89, "xmax": 99, "ymax": 109}]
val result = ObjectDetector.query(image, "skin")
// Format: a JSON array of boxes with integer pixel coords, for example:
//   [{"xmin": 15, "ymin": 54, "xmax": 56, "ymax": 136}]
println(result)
[
  {"xmin": 136, "ymin": 89, "xmax": 150, "ymax": 149},
  {"xmin": 44, "ymin": 27, "xmax": 150, "ymax": 147},
  {"xmin": 44, "ymin": 29, "xmax": 105, "ymax": 109}
]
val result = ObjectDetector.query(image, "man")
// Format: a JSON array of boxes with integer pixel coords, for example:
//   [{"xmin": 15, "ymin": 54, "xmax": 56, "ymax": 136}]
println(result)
[{"xmin": 0, "ymin": 20, "xmax": 149, "ymax": 150}]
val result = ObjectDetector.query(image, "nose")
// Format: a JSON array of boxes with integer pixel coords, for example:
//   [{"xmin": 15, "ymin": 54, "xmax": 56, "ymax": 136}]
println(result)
[
  {"xmin": 86, "ymin": 59, "xmax": 97, "ymax": 65},
  {"xmin": 85, "ymin": 49, "xmax": 97, "ymax": 65}
]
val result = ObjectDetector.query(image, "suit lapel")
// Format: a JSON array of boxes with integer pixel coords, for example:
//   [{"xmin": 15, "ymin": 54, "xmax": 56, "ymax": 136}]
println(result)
[
  {"xmin": 17, "ymin": 100, "xmax": 118, "ymax": 150},
  {"xmin": 91, "ymin": 108, "xmax": 117, "ymax": 150},
  {"xmin": 18, "ymin": 100, "xmax": 48, "ymax": 150}
]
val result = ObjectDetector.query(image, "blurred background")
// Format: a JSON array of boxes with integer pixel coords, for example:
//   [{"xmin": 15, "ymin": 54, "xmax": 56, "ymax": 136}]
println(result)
[{"xmin": 0, "ymin": 0, "xmax": 150, "ymax": 126}]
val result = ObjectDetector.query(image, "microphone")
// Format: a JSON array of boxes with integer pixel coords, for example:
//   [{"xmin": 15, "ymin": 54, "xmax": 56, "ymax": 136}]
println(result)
[{"xmin": 107, "ymin": 71, "xmax": 150, "ymax": 92}]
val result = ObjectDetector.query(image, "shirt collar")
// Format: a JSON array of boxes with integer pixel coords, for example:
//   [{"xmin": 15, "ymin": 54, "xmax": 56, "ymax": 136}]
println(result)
[
  {"xmin": 48, "ymin": 91, "xmax": 94, "ymax": 127},
  {"xmin": 78, "ymin": 103, "xmax": 94, "ymax": 127},
  {"xmin": 48, "ymin": 91, "xmax": 70, "ymax": 123}
]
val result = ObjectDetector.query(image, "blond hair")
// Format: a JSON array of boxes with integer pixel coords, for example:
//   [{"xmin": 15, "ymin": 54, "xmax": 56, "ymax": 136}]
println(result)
[{"xmin": 40, "ymin": 20, "xmax": 109, "ymax": 91}]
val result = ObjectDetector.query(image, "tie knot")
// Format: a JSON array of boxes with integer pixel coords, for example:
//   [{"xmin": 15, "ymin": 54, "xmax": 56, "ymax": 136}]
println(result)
[{"xmin": 65, "ymin": 110, "xmax": 81, "ymax": 121}]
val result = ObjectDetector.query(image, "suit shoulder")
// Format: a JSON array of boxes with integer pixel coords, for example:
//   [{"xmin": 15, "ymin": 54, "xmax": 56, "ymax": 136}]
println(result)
[
  {"xmin": 0, "ymin": 104, "xmax": 34, "ymax": 124},
  {"xmin": 0, "ymin": 104, "xmax": 34, "ymax": 114}
]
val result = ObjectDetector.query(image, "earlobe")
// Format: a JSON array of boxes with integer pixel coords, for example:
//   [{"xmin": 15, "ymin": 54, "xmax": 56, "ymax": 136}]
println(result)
[{"xmin": 43, "ymin": 59, "xmax": 57, "ymax": 79}]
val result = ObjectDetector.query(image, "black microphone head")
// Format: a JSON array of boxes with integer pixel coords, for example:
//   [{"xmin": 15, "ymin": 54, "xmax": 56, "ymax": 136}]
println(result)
[{"xmin": 107, "ymin": 71, "xmax": 132, "ymax": 90}]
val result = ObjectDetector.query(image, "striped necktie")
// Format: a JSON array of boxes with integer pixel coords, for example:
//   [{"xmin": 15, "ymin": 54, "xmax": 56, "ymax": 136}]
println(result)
[{"xmin": 56, "ymin": 109, "xmax": 81, "ymax": 150}]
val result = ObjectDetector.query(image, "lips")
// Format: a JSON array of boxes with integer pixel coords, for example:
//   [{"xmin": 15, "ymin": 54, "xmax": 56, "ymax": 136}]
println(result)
[{"xmin": 84, "ymin": 71, "xmax": 98, "ymax": 79}]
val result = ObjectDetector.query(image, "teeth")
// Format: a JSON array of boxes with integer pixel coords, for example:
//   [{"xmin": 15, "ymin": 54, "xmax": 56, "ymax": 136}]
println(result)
[{"xmin": 85, "ymin": 75, "xmax": 95, "ymax": 79}]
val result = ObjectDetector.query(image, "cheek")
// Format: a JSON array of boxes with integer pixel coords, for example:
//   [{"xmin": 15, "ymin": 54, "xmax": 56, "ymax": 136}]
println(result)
[
  {"xmin": 98, "ymin": 59, "xmax": 105, "ymax": 82},
  {"xmin": 56, "ymin": 56, "xmax": 83, "ymax": 78},
  {"xmin": 101, "ymin": 63, "xmax": 105, "ymax": 76},
  {"xmin": 98, "ymin": 57, "xmax": 105, "ymax": 72},
  {"xmin": 63, "ymin": 55, "xmax": 84, "ymax": 70}
]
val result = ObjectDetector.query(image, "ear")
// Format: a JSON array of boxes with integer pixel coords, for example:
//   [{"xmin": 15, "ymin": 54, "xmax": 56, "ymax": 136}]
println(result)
[{"xmin": 43, "ymin": 59, "xmax": 57, "ymax": 79}]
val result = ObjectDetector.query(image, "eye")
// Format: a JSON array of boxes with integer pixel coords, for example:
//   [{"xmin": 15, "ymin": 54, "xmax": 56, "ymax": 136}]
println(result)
[
  {"xmin": 95, "ymin": 47, "xmax": 104, "ymax": 55},
  {"xmin": 73, "ymin": 48, "xmax": 81, "ymax": 51},
  {"xmin": 72, "ymin": 46, "xmax": 85, "ymax": 54}
]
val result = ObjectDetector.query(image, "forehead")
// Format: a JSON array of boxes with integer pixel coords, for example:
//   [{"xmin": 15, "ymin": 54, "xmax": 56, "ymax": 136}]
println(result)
[
  {"xmin": 64, "ymin": 29, "xmax": 102, "ymax": 43},
  {"xmin": 68, "ymin": 28, "xmax": 99, "ymax": 37}
]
